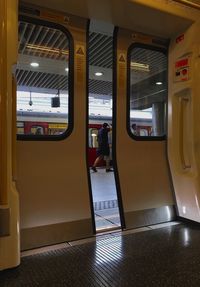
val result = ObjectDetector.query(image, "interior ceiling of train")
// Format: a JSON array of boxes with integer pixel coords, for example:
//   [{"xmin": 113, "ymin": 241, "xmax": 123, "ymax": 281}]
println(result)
[{"xmin": 22, "ymin": 0, "xmax": 199, "ymax": 38}]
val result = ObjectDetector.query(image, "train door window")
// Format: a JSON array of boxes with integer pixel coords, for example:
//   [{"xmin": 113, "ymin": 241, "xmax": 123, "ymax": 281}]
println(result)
[
  {"xmin": 89, "ymin": 128, "xmax": 98, "ymax": 148},
  {"xmin": 17, "ymin": 122, "xmax": 24, "ymax": 134},
  {"xmin": 128, "ymin": 45, "xmax": 167, "ymax": 139},
  {"xmin": 16, "ymin": 17, "xmax": 72, "ymax": 138},
  {"xmin": 30, "ymin": 125, "xmax": 44, "ymax": 135}
]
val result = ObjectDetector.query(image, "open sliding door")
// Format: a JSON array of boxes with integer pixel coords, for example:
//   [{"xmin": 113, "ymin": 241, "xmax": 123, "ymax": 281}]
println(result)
[
  {"xmin": 0, "ymin": 0, "xmax": 20, "ymax": 270},
  {"xmin": 114, "ymin": 28, "xmax": 175, "ymax": 229},
  {"xmin": 16, "ymin": 4, "xmax": 94, "ymax": 250}
]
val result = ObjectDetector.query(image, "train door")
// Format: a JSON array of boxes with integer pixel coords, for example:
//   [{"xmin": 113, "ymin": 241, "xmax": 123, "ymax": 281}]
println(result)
[
  {"xmin": 0, "ymin": 0, "xmax": 20, "ymax": 270},
  {"xmin": 87, "ymin": 21, "xmax": 122, "ymax": 231},
  {"xmin": 114, "ymin": 28, "xmax": 175, "ymax": 229},
  {"xmin": 16, "ymin": 4, "xmax": 94, "ymax": 250}
]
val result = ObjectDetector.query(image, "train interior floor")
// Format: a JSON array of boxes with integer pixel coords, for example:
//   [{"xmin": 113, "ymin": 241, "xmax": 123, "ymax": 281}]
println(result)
[
  {"xmin": 2, "ymin": 221, "xmax": 200, "ymax": 286},
  {"xmin": 90, "ymin": 167, "xmax": 121, "ymax": 231}
]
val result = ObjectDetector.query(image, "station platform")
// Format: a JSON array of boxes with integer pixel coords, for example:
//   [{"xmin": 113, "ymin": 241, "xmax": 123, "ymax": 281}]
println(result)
[
  {"xmin": 90, "ymin": 167, "xmax": 121, "ymax": 230},
  {"xmin": 2, "ymin": 221, "xmax": 200, "ymax": 286}
]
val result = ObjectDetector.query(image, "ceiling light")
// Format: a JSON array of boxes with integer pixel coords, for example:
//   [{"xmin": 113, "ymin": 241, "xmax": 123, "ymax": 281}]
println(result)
[
  {"xmin": 156, "ymin": 82, "xmax": 163, "ymax": 85},
  {"xmin": 131, "ymin": 62, "xmax": 150, "ymax": 72},
  {"xmin": 95, "ymin": 72, "xmax": 103, "ymax": 77},
  {"xmin": 65, "ymin": 67, "xmax": 69, "ymax": 72},
  {"xmin": 30, "ymin": 62, "xmax": 39, "ymax": 67}
]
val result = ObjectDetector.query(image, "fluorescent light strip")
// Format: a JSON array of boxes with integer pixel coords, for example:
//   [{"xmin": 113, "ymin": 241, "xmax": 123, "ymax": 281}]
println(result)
[
  {"xmin": 131, "ymin": 62, "xmax": 150, "ymax": 72},
  {"xmin": 26, "ymin": 44, "xmax": 69, "ymax": 55}
]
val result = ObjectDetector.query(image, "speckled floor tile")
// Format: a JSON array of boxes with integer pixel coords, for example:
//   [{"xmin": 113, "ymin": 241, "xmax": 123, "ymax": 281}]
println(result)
[{"xmin": 1, "ymin": 223, "xmax": 200, "ymax": 287}]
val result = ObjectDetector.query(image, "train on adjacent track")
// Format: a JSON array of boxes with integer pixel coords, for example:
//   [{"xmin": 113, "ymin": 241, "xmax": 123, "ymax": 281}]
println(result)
[{"xmin": 17, "ymin": 111, "xmax": 152, "ymax": 165}]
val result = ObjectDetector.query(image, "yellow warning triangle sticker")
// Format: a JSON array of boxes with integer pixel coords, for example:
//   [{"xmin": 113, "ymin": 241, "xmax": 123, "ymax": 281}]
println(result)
[
  {"xmin": 76, "ymin": 47, "xmax": 84, "ymax": 55},
  {"xmin": 119, "ymin": 54, "xmax": 125, "ymax": 62}
]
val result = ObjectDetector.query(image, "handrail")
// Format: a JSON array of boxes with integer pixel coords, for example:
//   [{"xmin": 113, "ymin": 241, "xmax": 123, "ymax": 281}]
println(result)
[
  {"xmin": 179, "ymin": 97, "xmax": 191, "ymax": 169},
  {"xmin": 0, "ymin": 0, "xmax": 8, "ymax": 205},
  {"xmin": 12, "ymin": 76, "xmax": 17, "ymax": 181}
]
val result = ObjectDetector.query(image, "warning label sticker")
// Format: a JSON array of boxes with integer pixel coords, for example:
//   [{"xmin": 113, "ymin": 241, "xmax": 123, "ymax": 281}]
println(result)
[
  {"xmin": 119, "ymin": 54, "xmax": 126, "ymax": 63},
  {"xmin": 75, "ymin": 44, "xmax": 85, "ymax": 86},
  {"xmin": 174, "ymin": 55, "xmax": 191, "ymax": 82},
  {"xmin": 118, "ymin": 52, "xmax": 126, "ymax": 89},
  {"xmin": 76, "ymin": 46, "xmax": 85, "ymax": 56}
]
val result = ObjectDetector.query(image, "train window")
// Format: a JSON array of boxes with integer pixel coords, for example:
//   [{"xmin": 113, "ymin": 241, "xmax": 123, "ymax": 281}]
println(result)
[
  {"xmin": 89, "ymin": 128, "xmax": 99, "ymax": 148},
  {"xmin": 16, "ymin": 17, "xmax": 72, "ymax": 139},
  {"xmin": 88, "ymin": 126, "xmax": 112, "ymax": 148},
  {"xmin": 128, "ymin": 45, "xmax": 167, "ymax": 139}
]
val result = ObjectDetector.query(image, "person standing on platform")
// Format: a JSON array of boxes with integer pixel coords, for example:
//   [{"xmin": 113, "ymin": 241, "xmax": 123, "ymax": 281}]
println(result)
[
  {"xmin": 91, "ymin": 123, "xmax": 113, "ymax": 172},
  {"xmin": 131, "ymin": 123, "xmax": 139, "ymax": 136}
]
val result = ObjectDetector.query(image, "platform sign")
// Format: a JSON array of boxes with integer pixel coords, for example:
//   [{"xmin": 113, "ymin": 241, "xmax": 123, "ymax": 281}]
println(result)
[{"xmin": 174, "ymin": 56, "xmax": 191, "ymax": 82}]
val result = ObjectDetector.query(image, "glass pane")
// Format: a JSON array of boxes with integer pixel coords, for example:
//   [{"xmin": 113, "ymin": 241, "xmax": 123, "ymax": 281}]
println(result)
[
  {"xmin": 129, "ymin": 47, "xmax": 167, "ymax": 137},
  {"xmin": 16, "ymin": 20, "xmax": 70, "ymax": 136},
  {"xmin": 89, "ymin": 128, "xmax": 98, "ymax": 148}
]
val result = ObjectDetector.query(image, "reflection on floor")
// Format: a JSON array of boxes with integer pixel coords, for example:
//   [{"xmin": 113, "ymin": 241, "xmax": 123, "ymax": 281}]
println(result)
[
  {"xmin": 5, "ymin": 221, "xmax": 200, "ymax": 287},
  {"xmin": 90, "ymin": 168, "xmax": 121, "ymax": 230}
]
